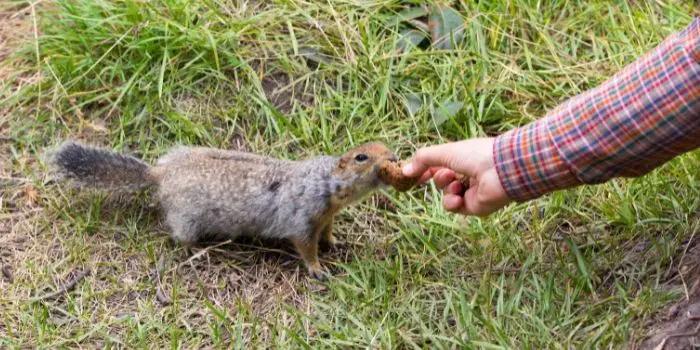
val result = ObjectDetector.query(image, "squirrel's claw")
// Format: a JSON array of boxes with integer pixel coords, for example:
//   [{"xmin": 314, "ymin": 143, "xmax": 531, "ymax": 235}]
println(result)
[{"xmin": 309, "ymin": 266, "xmax": 329, "ymax": 281}]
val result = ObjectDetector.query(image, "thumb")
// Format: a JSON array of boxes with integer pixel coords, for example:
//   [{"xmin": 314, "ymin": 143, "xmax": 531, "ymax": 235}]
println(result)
[{"xmin": 402, "ymin": 141, "xmax": 474, "ymax": 177}]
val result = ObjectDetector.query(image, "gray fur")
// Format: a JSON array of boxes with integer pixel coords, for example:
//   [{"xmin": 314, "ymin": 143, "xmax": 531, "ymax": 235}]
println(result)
[
  {"xmin": 49, "ymin": 140, "xmax": 397, "ymax": 279},
  {"xmin": 49, "ymin": 141, "xmax": 155, "ymax": 191},
  {"xmin": 49, "ymin": 141, "xmax": 395, "ymax": 245},
  {"xmin": 157, "ymin": 151, "xmax": 344, "ymax": 244}
]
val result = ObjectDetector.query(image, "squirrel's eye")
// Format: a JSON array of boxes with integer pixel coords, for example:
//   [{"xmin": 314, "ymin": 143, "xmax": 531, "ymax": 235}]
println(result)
[{"xmin": 354, "ymin": 153, "xmax": 369, "ymax": 162}]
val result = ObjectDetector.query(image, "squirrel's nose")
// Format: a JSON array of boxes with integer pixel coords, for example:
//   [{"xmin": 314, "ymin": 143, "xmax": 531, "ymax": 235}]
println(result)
[{"xmin": 388, "ymin": 154, "xmax": 398, "ymax": 162}]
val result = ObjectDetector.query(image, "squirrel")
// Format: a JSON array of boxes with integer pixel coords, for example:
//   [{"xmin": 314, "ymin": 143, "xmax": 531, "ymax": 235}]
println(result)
[{"xmin": 48, "ymin": 140, "xmax": 403, "ymax": 280}]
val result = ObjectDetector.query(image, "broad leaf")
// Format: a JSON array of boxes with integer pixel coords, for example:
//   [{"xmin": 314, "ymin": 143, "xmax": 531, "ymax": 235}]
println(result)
[
  {"xmin": 403, "ymin": 93, "xmax": 424, "ymax": 117},
  {"xmin": 387, "ymin": 6, "xmax": 429, "ymax": 28},
  {"xmin": 397, "ymin": 29, "xmax": 428, "ymax": 52},
  {"xmin": 433, "ymin": 100, "xmax": 463, "ymax": 125},
  {"xmin": 429, "ymin": 6, "xmax": 464, "ymax": 50}
]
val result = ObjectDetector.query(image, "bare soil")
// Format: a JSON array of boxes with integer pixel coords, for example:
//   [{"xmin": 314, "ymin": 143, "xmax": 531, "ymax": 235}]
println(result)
[{"xmin": 635, "ymin": 234, "xmax": 700, "ymax": 349}]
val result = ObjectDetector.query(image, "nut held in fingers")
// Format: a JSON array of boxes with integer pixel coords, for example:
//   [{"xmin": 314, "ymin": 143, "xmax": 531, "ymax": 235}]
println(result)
[{"xmin": 377, "ymin": 160, "xmax": 421, "ymax": 192}]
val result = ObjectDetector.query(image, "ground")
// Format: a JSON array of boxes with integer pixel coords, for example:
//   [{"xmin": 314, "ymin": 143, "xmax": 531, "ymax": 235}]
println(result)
[{"xmin": 0, "ymin": 0, "xmax": 699, "ymax": 348}]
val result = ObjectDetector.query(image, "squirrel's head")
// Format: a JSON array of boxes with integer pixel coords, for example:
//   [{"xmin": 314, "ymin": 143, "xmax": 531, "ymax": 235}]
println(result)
[{"xmin": 331, "ymin": 142, "xmax": 398, "ymax": 205}]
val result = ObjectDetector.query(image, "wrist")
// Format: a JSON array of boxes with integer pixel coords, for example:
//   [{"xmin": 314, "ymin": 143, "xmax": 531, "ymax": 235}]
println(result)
[{"xmin": 493, "ymin": 117, "xmax": 581, "ymax": 202}]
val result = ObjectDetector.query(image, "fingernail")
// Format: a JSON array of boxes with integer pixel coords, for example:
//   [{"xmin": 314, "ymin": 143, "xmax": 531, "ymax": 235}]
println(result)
[{"xmin": 402, "ymin": 163, "xmax": 414, "ymax": 176}]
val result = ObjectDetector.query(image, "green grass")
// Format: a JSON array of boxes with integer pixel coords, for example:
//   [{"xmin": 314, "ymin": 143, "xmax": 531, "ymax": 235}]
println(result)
[{"xmin": 1, "ymin": 0, "xmax": 699, "ymax": 348}]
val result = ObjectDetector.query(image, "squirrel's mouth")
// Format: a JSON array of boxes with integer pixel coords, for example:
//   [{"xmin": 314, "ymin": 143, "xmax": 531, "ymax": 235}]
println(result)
[
  {"xmin": 373, "ymin": 164, "xmax": 390, "ymax": 185},
  {"xmin": 374, "ymin": 177, "xmax": 388, "ymax": 188}
]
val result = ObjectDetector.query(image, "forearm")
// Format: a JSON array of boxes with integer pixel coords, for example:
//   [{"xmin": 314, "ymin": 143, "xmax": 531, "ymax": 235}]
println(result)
[{"xmin": 495, "ymin": 18, "xmax": 700, "ymax": 202}]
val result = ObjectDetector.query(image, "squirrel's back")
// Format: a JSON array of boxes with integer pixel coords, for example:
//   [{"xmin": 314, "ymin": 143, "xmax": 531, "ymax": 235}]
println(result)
[
  {"xmin": 49, "ymin": 141, "xmax": 158, "ymax": 191},
  {"xmin": 154, "ymin": 147, "xmax": 341, "ymax": 242}
]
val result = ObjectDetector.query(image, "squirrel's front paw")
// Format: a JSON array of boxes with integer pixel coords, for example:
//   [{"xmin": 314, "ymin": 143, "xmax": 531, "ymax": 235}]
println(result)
[{"xmin": 308, "ymin": 265, "xmax": 329, "ymax": 281}]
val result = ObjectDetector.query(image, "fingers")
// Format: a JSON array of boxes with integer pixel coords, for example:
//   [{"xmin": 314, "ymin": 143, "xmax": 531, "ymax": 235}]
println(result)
[
  {"xmin": 444, "ymin": 180, "xmax": 463, "ymax": 195},
  {"xmin": 442, "ymin": 179, "xmax": 506, "ymax": 216},
  {"xmin": 443, "ymin": 187, "xmax": 489, "ymax": 217},
  {"xmin": 433, "ymin": 168, "xmax": 456, "ymax": 189},
  {"xmin": 454, "ymin": 171, "xmax": 511, "ymax": 217},
  {"xmin": 400, "ymin": 139, "xmax": 510, "ymax": 217},
  {"xmin": 461, "ymin": 187, "xmax": 488, "ymax": 216},
  {"xmin": 443, "ymin": 190, "xmax": 491, "ymax": 217},
  {"xmin": 402, "ymin": 142, "xmax": 472, "ymax": 178},
  {"xmin": 417, "ymin": 171, "xmax": 433, "ymax": 184},
  {"xmin": 442, "ymin": 194, "xmax": 464, "ymax": 211},
  {"xmin": 414, "ymin": 166, "xmax": 444, "ymax": 184}
]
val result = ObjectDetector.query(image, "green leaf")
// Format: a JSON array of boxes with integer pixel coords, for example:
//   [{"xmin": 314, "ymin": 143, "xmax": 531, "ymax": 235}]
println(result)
[
  {"xmin": 297, "ymin": 47, "xmax": 332, "ymax": 67},
  {"xmin": 203, "ymin": 27, "xmax": 220, "ymax": 72},
  {"xmin": 403, "ymin": 93, "xmax": 423, "ymax": 117},
  {"xmin": 157, "ymin": 49, "xmax": 168, "ymax": 99},
  {"xmin": 433, "ymin": 100, "xmax": 463, "ymax": 125},
  {"xmin": 397, "ymin": 29, "xmax": 428, "ymax": 52},
  {"xmin": 387, "ymin": 6, "xmax": 429, "ymax": 28},
  {"xmin": 429, "ymin": 6, "xmax": 465, "ymax": 50},
  {"xmin": 564, "ymin": 237, "xmax": 597, "ymax": 298}
]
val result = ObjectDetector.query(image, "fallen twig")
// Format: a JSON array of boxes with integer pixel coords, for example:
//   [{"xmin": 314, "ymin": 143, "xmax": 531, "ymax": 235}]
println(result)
[
  {"xmin": 28, "ymin": 268, "xmax": 91, "ymax": 302},
  {"xmin": 167, "ymin": 240, "xmax": 232, "ymax": 274},
  {"xmin": 153, "ymin": 256, "xmax": 170, "ymax": 306},
  {"xmin": 0, "ymin": 177, "xmax": 27, "ymax": 187}
]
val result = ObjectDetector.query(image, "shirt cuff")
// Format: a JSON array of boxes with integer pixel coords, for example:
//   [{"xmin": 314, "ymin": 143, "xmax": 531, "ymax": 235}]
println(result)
[{"xmin": 494, "ymin": 116, "xmax": 582, "ymax": 202}]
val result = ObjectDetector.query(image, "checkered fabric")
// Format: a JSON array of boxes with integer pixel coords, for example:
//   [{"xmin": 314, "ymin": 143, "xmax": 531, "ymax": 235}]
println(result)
[{"xmin": 494, "ymin": 18, "xmax": 700, "ymax": 201}]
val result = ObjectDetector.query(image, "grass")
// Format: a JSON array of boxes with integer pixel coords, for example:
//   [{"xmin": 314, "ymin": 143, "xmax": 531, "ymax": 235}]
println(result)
[{"xmin": 1, "ymin": 0, "xmax": 699, "ymax": 348}]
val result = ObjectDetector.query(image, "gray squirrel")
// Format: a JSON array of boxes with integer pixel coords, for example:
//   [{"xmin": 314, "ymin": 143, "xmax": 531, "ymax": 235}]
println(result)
[{"xmin": 48, "ymin": 141, "xmax": 399, "ymax": 279}]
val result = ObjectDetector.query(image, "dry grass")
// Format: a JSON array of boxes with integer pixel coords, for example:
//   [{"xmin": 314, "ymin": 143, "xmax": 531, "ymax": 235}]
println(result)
[{"xmin": 1, "ymin": 0, "xmax": 699, "ymax": 348}]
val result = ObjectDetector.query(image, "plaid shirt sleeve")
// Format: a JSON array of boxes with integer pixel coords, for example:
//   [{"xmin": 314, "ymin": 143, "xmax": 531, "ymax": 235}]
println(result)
[{"xmin": 494, "ymin": 18, "xmax": 700, "ymax": 202}]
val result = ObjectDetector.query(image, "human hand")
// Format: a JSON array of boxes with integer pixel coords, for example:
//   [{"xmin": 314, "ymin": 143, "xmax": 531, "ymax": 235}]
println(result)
[{"xmin": 402, "ymin": 138, "xmax": 512, "ymax": 216}]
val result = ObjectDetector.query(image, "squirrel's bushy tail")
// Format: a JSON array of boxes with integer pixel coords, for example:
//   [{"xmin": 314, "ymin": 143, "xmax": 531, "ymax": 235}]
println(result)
[{"xmin": 49, "ymin": 141, "xmax": 158, "ymax": 191}]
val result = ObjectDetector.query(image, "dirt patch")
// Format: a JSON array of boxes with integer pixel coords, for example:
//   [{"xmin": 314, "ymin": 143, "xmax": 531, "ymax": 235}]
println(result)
[
  {"xmin": 0, "ymin": 1, "xmax": 28, "ymax": 257},
  {"xmin": 249, "ymin": 59, "xmax": 317, "ymax": 115},
  {"xmin": 262, "ymin": 74, "xmax": 313, "ymax": 115},
  {"xmin": 0, "ymin": 2, "xmax": 41, "ymax": 133},
  {"xmin": 0, "ymin": 3, "xmax": 32, "ymax": 65},
  {"xmin": 0, "ymin": 3, "xmax": 34, "ymax": 85},
  {"xmin": 635, "ymin": 233, "xmax": 700, "ymax": 349}
]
